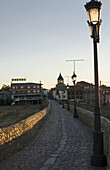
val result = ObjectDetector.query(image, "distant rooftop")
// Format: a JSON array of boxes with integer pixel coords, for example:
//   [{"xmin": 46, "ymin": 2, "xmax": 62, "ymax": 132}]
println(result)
[
  {"xmin": 77, "ymin": 81, "xmax": 93, "ymax": 86},
  {"xmin": 11, "ymin": 82, "xmax": 43, "ymax": 86}
]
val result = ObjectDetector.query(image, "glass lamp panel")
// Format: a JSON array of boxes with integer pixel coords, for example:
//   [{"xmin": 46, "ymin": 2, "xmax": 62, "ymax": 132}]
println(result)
[
  {"xmin": 89, "ymin": 25, "xmax": 93, "ymax": 37},
  {"xmin": 72, "ymin": 77, "xmax": 74, "ymax": 82},
  {"xmin": 89, "ymin": 8, "xmax": 99, "ymax": 24},
  {"xmin": 72, "ymin": 76, "xmax": 76, "ymax": 82},
  {"xmin": 74, "ymin": 77, "xmax": 77, "ymax": 81}
]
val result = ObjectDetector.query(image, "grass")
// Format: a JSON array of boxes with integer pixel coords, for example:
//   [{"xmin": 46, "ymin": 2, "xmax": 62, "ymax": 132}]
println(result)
[
  {"xmin": 77, "ymin": 103, "xmax": 110, "ymax": 121},
  {"xmin": 0, "ymin": 100, "xmax": 48, "ymax": 128}
]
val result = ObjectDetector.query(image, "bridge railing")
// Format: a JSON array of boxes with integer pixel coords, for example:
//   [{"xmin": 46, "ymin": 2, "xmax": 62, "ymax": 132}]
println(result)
[{"xmin": 63, "ymin": 103, "xmax": 110, "ymax": 170}]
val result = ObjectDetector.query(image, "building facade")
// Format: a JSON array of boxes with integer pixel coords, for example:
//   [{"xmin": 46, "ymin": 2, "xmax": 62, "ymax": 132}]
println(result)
[
  {"xmin": 77, "ymin": 81, "xmax": 95, "ymax": 104},
  {"xmin": 50, "ymin": 75, "xmax": 110, "ymax": 105},
  {"xmin": 100, "ymin": 85, "xmax": 110, "ymax": 104},
  {"xmin": 11, "ymin": 82, "xmax": 42, "ymax": 105},
  {"xmin": 67, "ymin": 85, "xmax": 83, "ymax": 102},
  {"xmin": 51, "ymin": 73, "xmax": 68, "ymax": 102}
]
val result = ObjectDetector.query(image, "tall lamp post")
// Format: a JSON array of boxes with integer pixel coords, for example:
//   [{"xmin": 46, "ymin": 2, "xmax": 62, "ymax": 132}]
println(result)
[
  {"xmin": 67, "ymin": 84, "xmax": 70, "ymax": 110},
  {"xmin": 71, "ymin": 72, "xmax": 78, "ymax": 118},
  {"xmin": 84, "ymin": 0, "xmax": 107, "ymax": 167}
]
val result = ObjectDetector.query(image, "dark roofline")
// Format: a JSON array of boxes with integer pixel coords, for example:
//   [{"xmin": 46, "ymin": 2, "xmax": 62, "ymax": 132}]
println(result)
[
  {"xmin": 77, "ymin": 81, "xmax": 93, "ymax": 86},
  {"xmin": 11, "ymin": 82, "xmax": 43, "ymax": 86}
]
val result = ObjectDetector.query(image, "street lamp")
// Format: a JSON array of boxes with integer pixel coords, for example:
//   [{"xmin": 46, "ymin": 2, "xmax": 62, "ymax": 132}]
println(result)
[
  {"xmin": 59, "ymin": 90, "xmax": 61, "ymax": 104},
  {"xmin": 84, "ymin": 0, "xmax": 107, "ymax": 167},
  {"xmin": 62, "ymin": 91, "xmax": 64, "ymax": 108},
  {"xmin": 67, "ymin": 84, "xmax": 70, "ymax": 110},
  {"xmin": 71, "ymin": 72, "xmax": 78, "ymax": 118}
]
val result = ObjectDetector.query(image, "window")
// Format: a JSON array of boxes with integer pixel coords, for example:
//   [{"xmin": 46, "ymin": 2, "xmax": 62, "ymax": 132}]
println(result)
[
  {"xmin": 21, "ymin": 86, "xmax": 23, "ymax": 89},
  {"xmin": 12, "ymin": 95, "xmax": 14, "ymax": 99},
  {"xmin": 37, "ymin": 90, "xmax": 40, "ymax": 93},
  {"xmin": 28, "ymin": 90, "xmax": 30, "ymax": 93},
  {"xmin": 33, "ymin": 86, "xmax": 36, "ymax": 88},
  {"xmin": 12, "ymin": 91, "xmax": 15, "ymax": 93},
  {"xmin": 16, "ymin": 86, "xmax": 18, "ymax": 89},
  {"xmin": 33, "ymin": 90, "xmax": 36, "ymax": 93},
  {"xmin": 27, "ymin": 86, "xmax": 30, "ymax": 88},
  {"xmin": 12, "ymin": 86, "xmax": 15, "ymax": 89},
  {"xmin": 37, "ymin": 85, "xmax": 39, "ymax": 88}
]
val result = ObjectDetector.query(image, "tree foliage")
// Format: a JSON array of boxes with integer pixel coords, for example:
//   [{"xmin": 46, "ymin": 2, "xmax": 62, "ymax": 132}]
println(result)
[
  {"xmin": 1, "ymin": 84, "xmax": 11, "ymax": 91},
  {"xmin": 6, "ymin": 98, "xmax": 14, "ymax": 105},
  {"xmin": 0, "ymin": 99, "xmax": 4, "ymax": 105}
]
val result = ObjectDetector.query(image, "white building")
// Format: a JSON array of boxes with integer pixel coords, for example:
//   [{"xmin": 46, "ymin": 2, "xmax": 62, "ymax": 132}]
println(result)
[{"xmin": 52, "ymin": 73, "xmax": 68, "ymax": 101}]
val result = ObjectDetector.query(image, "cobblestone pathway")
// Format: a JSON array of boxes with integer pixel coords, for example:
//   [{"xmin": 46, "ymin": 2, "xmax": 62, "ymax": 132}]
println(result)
[{"xmin": 0, "ymin": 101, "xmax": 106, "ymax": 170}]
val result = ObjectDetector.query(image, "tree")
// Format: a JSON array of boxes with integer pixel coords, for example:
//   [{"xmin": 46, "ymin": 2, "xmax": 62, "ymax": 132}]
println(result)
[
  {"xmin": 1, "ymin": 84, "xmax": 11, "ymax": 91},
  {"xmin": 0, "ymin": 99, "xmax": 4, "ymax": 106},
  {"xmin": 6, "ymin": 98, "xmax": 14, "ymax": 105}
]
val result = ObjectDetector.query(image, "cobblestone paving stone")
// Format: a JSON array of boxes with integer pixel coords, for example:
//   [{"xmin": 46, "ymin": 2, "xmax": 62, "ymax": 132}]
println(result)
[{"xmin": 0, "ymin": 100, "xmax": 107, "ymax": 170}]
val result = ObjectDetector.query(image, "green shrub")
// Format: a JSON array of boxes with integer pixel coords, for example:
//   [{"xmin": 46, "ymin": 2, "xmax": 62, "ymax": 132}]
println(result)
[
  {"xmin": 6, "ymin": 98, "xmax": 14, "ymax": 105},
  {"xmin": 0, "ymin": 99, "xmax": 4, "ymax": 106}
]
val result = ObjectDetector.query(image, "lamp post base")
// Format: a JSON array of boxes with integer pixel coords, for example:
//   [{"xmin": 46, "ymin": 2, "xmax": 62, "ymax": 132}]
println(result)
[
  {"xmin": 91, "ymin": 131, "xmax": 107, "ymax": 167},
  {"xmin": 73, "ymin": 114, "xmax": 78, "ymax": 118},
  {"xmin": 74, "ymin": 108, "xmax": 78, "ymax": 118},
  {"xmin": 91, "ymin": 155, "xmax": 107, "ymax": 167},
  {"xmin": 67, "ymin": 107, "xmax": 70, "ymax": 110},
  {"xmin": 67, "ymin": 103, "xmax": 70, "ymax": 110}
]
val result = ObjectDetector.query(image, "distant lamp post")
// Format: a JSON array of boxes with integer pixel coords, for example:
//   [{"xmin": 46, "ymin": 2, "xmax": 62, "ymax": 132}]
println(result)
[
  {"xmin": 84, "ymin": 0, "xmax": 107, "ymax": 167},
  {"xmin": 67, "ymin": 84, "xmax": 70, "ymax": 110},
  {"xmin": 62, "ymin": 91, "xmax": 64, "ymax": 108},
  {"xmin": 59, "ymin": 90, "xmax": 61, "ymax": 104},
  {"xmin": 71, "ymin": 72, "xmax": 78, "ymax": 118}
]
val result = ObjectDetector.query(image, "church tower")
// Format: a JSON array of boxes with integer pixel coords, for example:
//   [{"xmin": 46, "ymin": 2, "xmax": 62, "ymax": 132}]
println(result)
[{"xmin": 56, "ymin": 73, "xmax": 65, "ymax": 87}]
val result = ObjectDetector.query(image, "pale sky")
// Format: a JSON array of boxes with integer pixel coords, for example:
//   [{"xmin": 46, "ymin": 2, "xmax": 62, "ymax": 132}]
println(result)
[{"xmin": 0, "ymin": 0, "xmax": 110, "ymax": 89}]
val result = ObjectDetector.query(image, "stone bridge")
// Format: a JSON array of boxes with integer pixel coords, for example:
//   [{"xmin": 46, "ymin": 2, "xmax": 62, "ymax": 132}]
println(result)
[{"xmin": 0, "ymin": 100, "xmax": 109, "ymax": 170}]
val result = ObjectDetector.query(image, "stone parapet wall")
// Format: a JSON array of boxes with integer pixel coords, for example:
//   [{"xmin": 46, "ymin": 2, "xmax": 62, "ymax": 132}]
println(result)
[
  {"xmin": 64, "ymin": 104, "xmax": 110, "ymax": 170},
  {"xmin": 101, "ymin": 117, "xmax": 110, "ymax": 170},
  {"xmin": 0, "ymin": 103, "xmax": 50, "ymax": 160}
]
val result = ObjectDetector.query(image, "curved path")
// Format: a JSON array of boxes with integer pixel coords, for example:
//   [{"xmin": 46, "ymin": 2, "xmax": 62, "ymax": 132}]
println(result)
[{"xmin": 0, "ymin": 100, "xmax": 106, "ymax": 170}]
